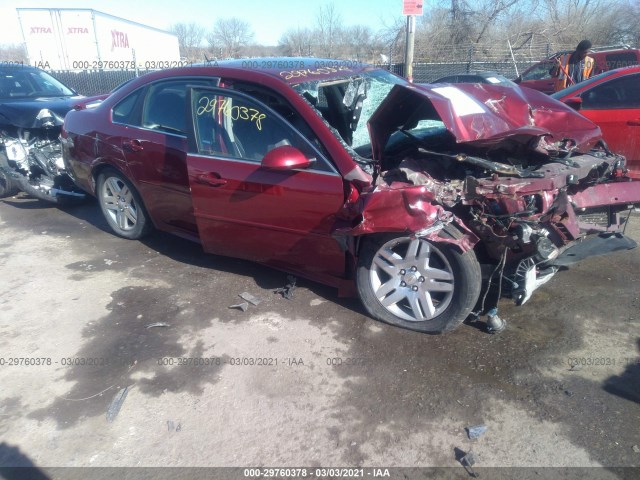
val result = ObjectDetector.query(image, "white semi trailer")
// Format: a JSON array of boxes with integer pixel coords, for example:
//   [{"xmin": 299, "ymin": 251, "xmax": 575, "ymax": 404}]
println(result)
[{"xmin": 17, "ymin": 8, "xmax": 181, "ymax": 70}]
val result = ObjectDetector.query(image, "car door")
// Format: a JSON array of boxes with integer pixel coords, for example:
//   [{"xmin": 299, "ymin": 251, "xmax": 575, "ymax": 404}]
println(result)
[
  {"xmin": 518, "ymin": 60, "xmax": 557, "ymax": 94},
  {"xmin": 110, "ymin": 77, "xmax": 218, "ymax": 236},
  {"xmin": 184, "ymin": 86, "xmax": 347, "ymax": 281},
  {"xmin": 578, "ymin": 73, "xmax": 640, "ymax": 177}
]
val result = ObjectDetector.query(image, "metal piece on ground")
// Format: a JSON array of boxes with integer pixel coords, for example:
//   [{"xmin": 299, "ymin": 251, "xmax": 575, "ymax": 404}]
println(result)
[
  {"xmin": 106, "ymin": 386, "xmax": 131, "ymax": 423},
  {"xmin": 145, "ymin": 322, "xmax": 170, "ymax": 329},
  {"xmin": 486, "ymin": 307, "xmax": 507, "ymax": 334},
  {"xmin": 466, "ymin": 424, "xmax": 488, "ymax": 439},
  {"xmin": 229, "ymin": 302, "xmax": 249, "ymax": 312},
  {"xmin": 461, "ymin": 450, "xmax": 478, "ymax": 477},
  {"xmin": 239, "ymin": 292, "xmax": 262, "ymax": 306},
  {"xmin": 274, "ymin": 275, "xmax": 298, "ymax": 300}
]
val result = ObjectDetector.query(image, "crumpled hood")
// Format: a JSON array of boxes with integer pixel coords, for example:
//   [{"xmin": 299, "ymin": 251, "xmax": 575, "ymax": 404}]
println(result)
[
  {"xmin": 368, "ymin": 83, "xmax": 602, "ymax": 161},
  {"xmin": 0, "ymin": 96, "xmax": 83, "ymax": 128}
]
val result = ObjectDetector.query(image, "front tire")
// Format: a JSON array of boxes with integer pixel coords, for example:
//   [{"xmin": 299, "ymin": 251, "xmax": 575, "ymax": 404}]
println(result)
[
  {"xmin": 96, "ymin": 168, "xmax": 152, "ymax": 239},
  {"xmin": 0, "ymin": 169, "xmax": 19, "ymax": 198},
  {"xmin": 0, "ymin": 152, "xmax": 19, "ymax": 198},
  {"xmin": 356, "ymin": 229, "xmax": 481, "ymax": 333}
]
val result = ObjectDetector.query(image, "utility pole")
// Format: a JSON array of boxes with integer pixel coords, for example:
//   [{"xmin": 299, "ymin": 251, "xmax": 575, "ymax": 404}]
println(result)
[
  {"xmin": 404, "ymin": 15, "xmax": 416, "ymax": 82},
  {"xmin": 402, "ymin": 1, "xmax": 422, "ymax": 83}
]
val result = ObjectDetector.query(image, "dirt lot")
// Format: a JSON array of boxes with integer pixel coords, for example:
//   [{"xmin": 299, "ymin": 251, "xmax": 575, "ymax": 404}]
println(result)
[{"xmin": 0, "ymin": 195, "xmax": 639, "ymax": 478}]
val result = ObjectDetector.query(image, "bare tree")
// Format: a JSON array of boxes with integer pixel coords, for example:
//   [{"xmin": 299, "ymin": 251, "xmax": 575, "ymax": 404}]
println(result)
[
  {"xmin": 206, "ymin": 18, "xmax": 254, "ymax": 58},
  {"xmin": 472, "ymin": 0, "xmax": 522, "ymax": 44},
  {"xmin": 537, "ymin": 0, "xmax": 624, "ymax": 45},
  {"xmin": 0, "ymin": 44, "xmax": 27, "ymax": 62},
  {"xmin": 316, "ymin": 3, "xmax": 343, "ymax": 57},
  {"xmin": 170, "ymin": 22, "xmax": 205, "ymax": 61},
  {"xmin": 278, "ymin": 27, "xmax": 313, "ymax": 56},
  {"xmin": 376, "ymin": 17, "xmax": 405, "ymax": 64},
  {"xmin": 341, "ymin": 25, "xmax": 375, "ymax": 61}
]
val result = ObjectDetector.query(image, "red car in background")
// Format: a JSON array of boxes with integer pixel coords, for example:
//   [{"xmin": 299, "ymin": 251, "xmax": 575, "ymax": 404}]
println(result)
[
  {"xmin": 515, "ymin": 47, "xmax": 640, "ymax": 94},
  {"xmin": 552, "ymin": 66, "xmax": 640, "ymax": 178},
  {"xmin": 60, "ymin": 59, "xmax": 640, "ymax": 334}
]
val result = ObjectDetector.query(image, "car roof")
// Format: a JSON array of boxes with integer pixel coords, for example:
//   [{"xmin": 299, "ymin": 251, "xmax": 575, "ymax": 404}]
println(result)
[{"xmin": 193, "ymin": 57, "xmax": 374, "ymax": 85}]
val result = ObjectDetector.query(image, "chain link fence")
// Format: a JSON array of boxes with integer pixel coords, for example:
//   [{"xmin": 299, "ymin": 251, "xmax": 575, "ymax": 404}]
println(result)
[
  {"xmin": 50, "ymin": 69, "xmax": 156, "ymax": 96},
  {"xmin": 49, "ymin": 41, "xmax": 631, "ymax": 95},
  {"xmin": 391, "ymin": 60, "xmax": 538, "ymax": 83},
  {"xmin": 50, "ymin": 60, "xmax": 536, "ymax": 96}
]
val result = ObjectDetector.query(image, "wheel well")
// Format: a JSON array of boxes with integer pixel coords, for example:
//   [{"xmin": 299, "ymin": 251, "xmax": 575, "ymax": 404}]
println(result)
[
  {"xmin": 353, "ymin": 224, "xmax": 469, "ymax": 257},
  {"xmin": 92, "ymin": 163, "xmax": 120, "ymax": 186},
  {"xmin": 92, "ymin": 163, "xmax": 156, "ymax": 234}
]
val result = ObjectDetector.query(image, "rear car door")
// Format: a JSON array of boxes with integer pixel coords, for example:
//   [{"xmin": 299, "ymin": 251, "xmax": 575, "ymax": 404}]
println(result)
[
  {"xmin": 578, "ymin": 72, "xmax": 640, "ymax": 177},
  {"xmin": 184, "ymin": 86, "xmax": 347, "ymax": 281},
  {"xmin": 110, "ymin": 77, "xmax": 218, "ymax": 236}
]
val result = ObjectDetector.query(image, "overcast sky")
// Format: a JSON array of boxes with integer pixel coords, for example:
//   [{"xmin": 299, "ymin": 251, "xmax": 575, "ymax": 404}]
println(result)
[{"xmin": 0, "ymin": 0, "xmax": 410, "ymax": 47}]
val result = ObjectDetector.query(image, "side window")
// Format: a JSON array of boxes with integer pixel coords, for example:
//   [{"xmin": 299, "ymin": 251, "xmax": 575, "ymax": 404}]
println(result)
[
  {"xmin": 228, "ymin": 81, "xmax": 333, "ymax": 162},
  {"xmin": 192, "ymin": 89, "xmax": 334, "ymax": 172},
  {"xmin": 522, "ymin": 61, "xmax": 554, "ymax": 81},
  {"xmin": 112, "ymin": 88, "xmax": 143, "ymax": 125},
  {"xmin": 141, "ymin": 79, "xmax": 217, "ymax": 135},
  {"xmin": 581, "ymin": 74, "xmax": 640, "ymax": 109}
]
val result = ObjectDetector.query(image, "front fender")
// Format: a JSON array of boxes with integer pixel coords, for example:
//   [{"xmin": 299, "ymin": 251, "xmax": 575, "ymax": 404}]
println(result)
[{"xmin": 334, "ymin": 183, "xmax": 479, "ymax": 253}]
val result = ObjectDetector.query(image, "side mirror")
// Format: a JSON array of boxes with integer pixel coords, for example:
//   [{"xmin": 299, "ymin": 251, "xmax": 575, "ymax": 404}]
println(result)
[
  {"xmin": 261, "ymin": 145, "xmax": 312, "ymax": 170},
  {"xmin": 564, "ymin": 96, "xmax": 583, "ymax": 111},
  {"xmin": 513, "ymin": 76, "xmax": 522, "ymax": 84}
]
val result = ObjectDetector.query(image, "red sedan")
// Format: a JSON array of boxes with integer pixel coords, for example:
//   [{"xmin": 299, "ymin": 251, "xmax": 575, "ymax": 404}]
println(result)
[
  {"xmin": 61, "ymin": 59, "xmax": 640, "ymax": 333},
  {"xmin": 552, "ymin": 66, "xmax": 640, "ymax": 178}
]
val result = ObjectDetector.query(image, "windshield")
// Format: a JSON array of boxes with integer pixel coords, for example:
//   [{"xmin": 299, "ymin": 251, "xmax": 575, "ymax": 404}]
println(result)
[
  {"xmin": 293, "ymin": 69, "xmax": 404, "ymax": 154},
  {"xmin": 0, "ymin": 69, "xmax": 75, "ymax": 99}
]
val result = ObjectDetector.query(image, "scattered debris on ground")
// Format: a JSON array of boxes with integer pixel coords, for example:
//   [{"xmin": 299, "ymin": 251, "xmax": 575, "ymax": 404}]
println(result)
[
  {"xmin": 106, "ymin": 386, "xmax": 131, "ymax": 423},
  {"xmin": 466, "ymin": 424, "xmax": 488, "ymax": 439},
  {"xmin": 239, "ymin": 292, "xmax": 262, "ymax": 306},
  {"xmin": 145, "ymin": 322, "xmax": 170, "ymax": 329},
  {"xmin": 274, "ymin": 275, "xmax": 297, "ymax": 300},
  {"xmin": 228, "ymin": 302, "xmax": 249, "ymax": 312},
  {"xmin": 460, "ymin": 450, "xmax": 478, "ymax": 477}
]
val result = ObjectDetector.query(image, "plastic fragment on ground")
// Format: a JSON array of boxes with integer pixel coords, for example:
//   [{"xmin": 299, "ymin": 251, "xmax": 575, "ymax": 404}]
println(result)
[
  {"xmin": 239, "ymin": 292, "xmax": 261, "ymax": 306},
  {"xmin": 106, "ymin": 386, "xmax": 131, "ymax": 423},
  {"xmin": 145, "ymin": 322, "xmax": 170, "ymax": 329},
  {"xmin": 229, "ymin": 302, "xmax": 249, "ymax": 312},
  {"xmin": 466, "ymin": 424, "xmax": 488, "ymax": 439}
]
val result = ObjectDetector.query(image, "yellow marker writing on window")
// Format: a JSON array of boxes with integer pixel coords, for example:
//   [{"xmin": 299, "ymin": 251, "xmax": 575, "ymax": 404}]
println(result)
[{"xmin": 196, "ymin": 96, "xmax": 266, "ymax": 130}]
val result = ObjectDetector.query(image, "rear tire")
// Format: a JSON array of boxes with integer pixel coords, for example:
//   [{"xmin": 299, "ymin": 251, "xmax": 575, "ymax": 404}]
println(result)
[
  {"xmin": 356, "ymin": 228, "xmax": 481, "ymax": 333},
  {"xmin": 96, "ymin": 168, "xmax": 153, "ymax": 239}
]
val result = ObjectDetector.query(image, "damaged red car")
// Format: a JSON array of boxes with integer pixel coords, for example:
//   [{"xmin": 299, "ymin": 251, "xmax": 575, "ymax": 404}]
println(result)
[{"xmin": 61, "ymin": 59, "xmax": 640, "ymax": 333}]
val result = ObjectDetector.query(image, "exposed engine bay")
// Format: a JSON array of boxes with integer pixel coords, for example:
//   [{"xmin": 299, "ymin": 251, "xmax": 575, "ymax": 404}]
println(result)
[
  {"xmin": 375, "ymin": 133, "xmax": 637, "ymax": 307},
  {"xmin": 0, "ymin": 107, "xmax": 85, "ymax": 204}
]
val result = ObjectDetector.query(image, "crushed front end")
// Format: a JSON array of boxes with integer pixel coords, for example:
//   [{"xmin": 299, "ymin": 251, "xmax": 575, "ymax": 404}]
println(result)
[{"xmin": 337, "ymin": 79, "xmax": 640, "ymax": 308}]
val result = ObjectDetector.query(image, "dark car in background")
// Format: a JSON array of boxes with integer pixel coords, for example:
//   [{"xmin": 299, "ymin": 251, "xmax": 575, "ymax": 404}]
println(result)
[
  {"xmin": 552, "ymin": 66, "xmax": 640, "ymax": 178},
  {"xmin": 61, "ymin": 58, "xmax": 640, "ymax": 334},
  {"xmin": 515, "ymin": 46, "xmax": 640, "ymax": 94},
  {"xmin": 0, "ymin": 65, "xmax": 87, "ymax": 203},
  {"xmin": 432, "ymin": 71, "xmax": 517, "ymax": 87}
]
